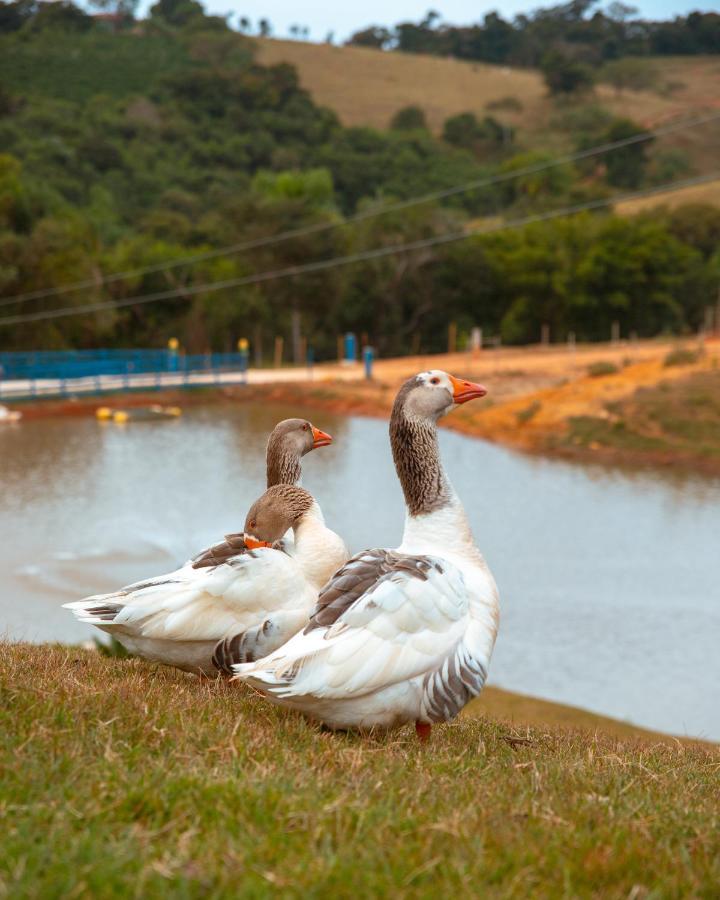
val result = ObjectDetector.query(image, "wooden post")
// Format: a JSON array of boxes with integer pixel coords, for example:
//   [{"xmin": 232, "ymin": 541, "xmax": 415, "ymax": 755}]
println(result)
[
  {"xmin": 541, "ymin": 323, "xmax": 550, "ymax": 346},
  {"xmin": 611, "ymin": 320, "xmax": 620, "ymax": 345},
  {"xmin": 448, "ymin": 321, "xmax": 457, "ymax": 355},
  {"xmin": 291, "ymin": 309, "xmax": 301, "ymax": 365},
  {"xmin": 274, "ymin": 335, "xmax": 283, "ymax": 369}
]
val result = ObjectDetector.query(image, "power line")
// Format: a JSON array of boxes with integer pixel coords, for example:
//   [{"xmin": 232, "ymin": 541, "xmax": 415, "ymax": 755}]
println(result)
[
  {"xmin": 1, "ymin": 108, "xmax": 719, "ymax": 310},
  {"xmin": 0, "ymin": 170, "xmax": 716, "ymax": 330}
]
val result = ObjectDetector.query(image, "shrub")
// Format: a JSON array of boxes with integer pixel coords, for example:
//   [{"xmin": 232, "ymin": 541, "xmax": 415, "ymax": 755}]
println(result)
[
  {"xmin": 588, "ymin": 361, "xmax": 619, "ymax": 377},
  {"xmin": 664, "ymin": 348, "xmax": 700, "ymax": 368},
  {"xmin": 515, "ymin": 400, "xmax": 541, "ymax": 423},
  {"xmin": 390, "ymin": 105, "xmax": 427, "ymax": 131}
]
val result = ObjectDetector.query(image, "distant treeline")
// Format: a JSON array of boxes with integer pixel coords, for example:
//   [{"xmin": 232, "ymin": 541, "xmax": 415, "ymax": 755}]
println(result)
[
  {"xmin": 0, "ymin": 0, "xmax": 719, "ymax": 357},
  {"xmin": 348, "ymin": 3, "xmax": 720, "ymax": 65}
]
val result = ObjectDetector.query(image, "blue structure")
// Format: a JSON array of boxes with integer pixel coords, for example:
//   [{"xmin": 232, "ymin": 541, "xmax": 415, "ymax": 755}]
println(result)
[
  {"xmin": 0, "ymin": 349, "xmax": 250, "ymax": 401},
  {"xmin": 343, "ymin": 332, "xmax": 357, "ymax": 363},
  {"xmin": 363, "ymin": 346, "xmax": 374, "ymax": 380}
]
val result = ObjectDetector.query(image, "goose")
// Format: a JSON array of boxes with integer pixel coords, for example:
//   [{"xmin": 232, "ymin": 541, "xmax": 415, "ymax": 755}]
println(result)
[
  {"xmin": 63, "ymin": 419, "xmax": 344, "ymax": 675},
  {"xmin": 191, "ymin": 417, "xmax": 332, "ymax": 566},
  {"xmin": 225, "ymin": 371, "xmax": 499, "ymax": 739}
]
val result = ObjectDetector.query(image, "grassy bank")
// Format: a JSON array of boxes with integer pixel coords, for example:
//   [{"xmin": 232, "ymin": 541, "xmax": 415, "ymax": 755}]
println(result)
[{"xmin": 1, "ymin": 643, "xmax": 718, "ymax": 897}]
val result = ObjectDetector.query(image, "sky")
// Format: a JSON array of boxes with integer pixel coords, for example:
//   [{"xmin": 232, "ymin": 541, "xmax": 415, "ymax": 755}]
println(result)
[{"xmin": 179, "ymin": 0, "xmax": 716, "ymax": 42}]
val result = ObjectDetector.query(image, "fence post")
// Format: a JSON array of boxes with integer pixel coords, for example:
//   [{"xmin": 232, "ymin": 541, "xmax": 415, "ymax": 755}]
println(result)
[
  {"xmin": 611, "ymin": 320, "xmax": 620, "ymax": 345},
  {"xmin": 237, "ymin": 338, "xmax": 249, "ymax": 379},
  {"xmin": 274, "ymin": 336, "xmax": 284, "ymax": 369},
  {"xmin": 541, "ymin": 323, "xmax": 550, "ymax": 346},
  {"xmin": 298, "ymin": 336, "xmax": 307, "ymax": 369},
  {"xmin": 363, "ymin": 346, "xmax": 374, "ymax": 380}
]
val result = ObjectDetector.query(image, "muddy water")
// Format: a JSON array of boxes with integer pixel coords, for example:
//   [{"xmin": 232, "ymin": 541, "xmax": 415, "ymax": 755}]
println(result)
[{"xmin": 1, "ymin": 403, "xmax": 719, "ymax": 740}]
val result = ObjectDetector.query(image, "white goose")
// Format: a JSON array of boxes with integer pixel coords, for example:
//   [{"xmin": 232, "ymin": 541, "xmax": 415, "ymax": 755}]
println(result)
[
  {"xmin": 226, "ymin": 371, "xmax": 499, "ymax": 738},
  {"xmin": 63, "ymin": 419, "xmax": 346, "ymax": 675}
]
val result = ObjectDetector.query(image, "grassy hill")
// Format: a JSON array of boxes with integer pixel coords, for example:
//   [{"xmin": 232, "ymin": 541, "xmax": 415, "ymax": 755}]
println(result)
[
  {"xmin": 256, "ymin": 39, "xmax": 720, "ymax": 181},
  {"xmin": 255, "ymin": 39, "xmax": 719, "ymax": 132},
  {"xmin": 1, "ymin": 642, "xmax": 718, "ymax": 896},
  {"xmin": 617, "ymin": 176, "xmax": 720, "ymax": 213}
]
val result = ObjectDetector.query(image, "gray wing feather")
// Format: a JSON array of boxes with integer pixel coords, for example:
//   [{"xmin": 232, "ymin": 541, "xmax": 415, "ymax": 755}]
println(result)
[{"xmin": 305, "ymin": 549, "xmax": 444, "ymax": 632}]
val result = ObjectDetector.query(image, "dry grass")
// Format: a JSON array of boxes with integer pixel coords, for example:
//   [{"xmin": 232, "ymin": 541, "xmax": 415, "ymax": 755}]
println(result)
[
  {"xmin": 1, "ymin": 642, "xmax": 718, "ymax": 896},
  {"xmin": 253, "ymin": 39, "xmax": 715, "ymax": 138},
  {"xmin": 617, "ymin": 176, "xmax": 720, "ymax": 214},
  {"xmin": 255, "ymin": 38, "xmax": 548, "ymax": 133}
]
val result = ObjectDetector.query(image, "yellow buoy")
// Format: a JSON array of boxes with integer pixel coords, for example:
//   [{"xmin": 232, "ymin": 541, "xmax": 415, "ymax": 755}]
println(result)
[
  {"xmin": 113, "ymin": 410, "xmax": 129, "ymax": 424},
  {"xmin": 95, "ymin": 407, "xmax": 113, "ymax": 420},
  {"xmin": 166, "ymin": 406, "xmax": 182, "ymax": 417}
]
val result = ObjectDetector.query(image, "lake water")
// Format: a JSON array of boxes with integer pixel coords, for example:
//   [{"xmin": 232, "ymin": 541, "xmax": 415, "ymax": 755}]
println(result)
[{"xmin": 1, "ymin": 403, "xmax": 719, "ymax": 740}]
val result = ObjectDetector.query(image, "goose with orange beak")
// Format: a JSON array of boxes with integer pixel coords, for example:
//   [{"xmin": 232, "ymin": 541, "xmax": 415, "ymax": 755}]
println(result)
[
  {"xmin": 63, "ymin": 418, "xmax": 347, "ymax": 675},
  {"xmin": 225, "ymin": 371, "xmax": 499, "ymax": 739}
]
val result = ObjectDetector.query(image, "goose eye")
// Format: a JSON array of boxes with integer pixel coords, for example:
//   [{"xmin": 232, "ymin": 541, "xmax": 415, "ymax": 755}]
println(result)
[
  {"xmin": 430, "ymin": 377, "xmax": 440, "ymax": 385},
  {"xmin": 302, "ymin": 423, "xmax": 309, "ymax": 430},
  {"xmin": 249, "ymin": 520, "xmax": 256, "ymax": 530}
]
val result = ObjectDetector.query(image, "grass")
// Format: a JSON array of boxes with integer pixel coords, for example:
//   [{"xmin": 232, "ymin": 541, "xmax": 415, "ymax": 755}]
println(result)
[
  {"xmin": 617, "ymin": 176, "xmax": 720, "ymax": 215},
  {"xmin": 564, "ymin": 369, "xmax": 720, "ymax": 464},
  {"xmin": 587, "ymin": 361, "xmax": 620, "ymax": 377},
  {"xmin": 664, "ymin": 347, "xmax": 701, "ymax": 368},
  {"xmin": 1, "ymin": 642, "xmax": 718, "ymax": 897},
  {"xmin": 254, "ymin": 40, "xmax": 720, "ymax": 177}
]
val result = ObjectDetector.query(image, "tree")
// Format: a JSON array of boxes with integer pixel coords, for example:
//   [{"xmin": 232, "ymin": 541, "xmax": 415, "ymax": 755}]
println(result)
[
  {"xmin": 28, "ymin": 0, "xmax": 93, "ymax": 31},
  {"xmin": 346, "ymin": 26, "xmax": 391, "ymax": 49},
  {"xmin": 390, "ymin": 106, "xmax": 428, "ymax": 131},
  {"xmin": 540, "ymin": 51, "xmax": 594, "ymax": 94},
  {"xmin": 442, "ymin": 112, "xmax": 511, "ymax": 152},
  {"xmin": 258, "ymin": 17, "xmax": 271, "ymax": 36},
  {"xmin": 601, "ymin": 118, "xmax": 652, "ymax": 188},
  {"xmin": 149, "ymin": 0, "xmax": 204, "ymax": 27}
]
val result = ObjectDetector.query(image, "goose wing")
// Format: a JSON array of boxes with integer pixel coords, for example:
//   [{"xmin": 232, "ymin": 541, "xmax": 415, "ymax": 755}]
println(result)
[
  {"xmin": 63, "ymin": 548, "xmax": 310, "ymax": 642},
  {"xmin": 233, "ymin": 549, "xmax": 491, "ymax": 721}
]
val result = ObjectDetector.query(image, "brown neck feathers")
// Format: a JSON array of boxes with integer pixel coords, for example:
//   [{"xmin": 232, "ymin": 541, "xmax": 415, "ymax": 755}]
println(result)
[
  {"xmin": 390, "ymin": 394, "xmax": 450, "ymax": 518},
  {"xmin": 266, "ymin": 446, "xmax": 302, "ymax": 489}
]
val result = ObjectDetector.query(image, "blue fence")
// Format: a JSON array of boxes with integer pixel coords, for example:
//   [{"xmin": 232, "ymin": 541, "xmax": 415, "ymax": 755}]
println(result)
[
  {"xmin": 0, "ymin": 349, "xmax": 248, "ymax": 381},
  {"xmin": 0, "ymin": 349, "xmax": 249, "ymax": 401}
]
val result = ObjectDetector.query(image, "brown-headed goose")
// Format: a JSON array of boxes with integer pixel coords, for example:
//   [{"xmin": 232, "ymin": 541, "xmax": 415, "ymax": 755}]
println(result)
[
  {"xmin": 63, "ymin": 419, "xmax": 343, "ymax": 674},
  {"xmin": 227, "ymin": 371, "xmax": 499, "ymax": 738}
]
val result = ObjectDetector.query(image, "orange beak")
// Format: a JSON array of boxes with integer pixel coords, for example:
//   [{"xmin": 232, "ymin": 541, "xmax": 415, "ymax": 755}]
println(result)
[
  {"xmin": 243, "ymin": 535, "xmax": 271, "ymax": 550},
  {"xmin": 449, "ymin": 374, "xmax": 487, "ymax": 405},
  {"xmin": 311, "ymin": 426, "xmax": 333, "ymax": 449}
]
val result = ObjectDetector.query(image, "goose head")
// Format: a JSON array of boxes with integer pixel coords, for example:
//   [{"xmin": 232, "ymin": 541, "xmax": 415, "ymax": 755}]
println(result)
[
  {"xmin": 394, "ymin": 370, "xmax": 487, "ymax": 423},
  {"xmin": 243, "ymin": 485, "xmax": 316, "ymax": 549},
  {"xmin": 266, "ymin": 419, "xmax": 333, "ymax": 488}
]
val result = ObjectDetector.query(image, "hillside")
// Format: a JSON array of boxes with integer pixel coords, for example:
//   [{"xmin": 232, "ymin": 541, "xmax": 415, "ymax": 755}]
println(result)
[
  {"xmin": 255, "ymin": 39, "xmax": 715, "ymax": 132},
  {"xmin": 1, "ymin": 642, "xmax": 718, "ymax": 896}
]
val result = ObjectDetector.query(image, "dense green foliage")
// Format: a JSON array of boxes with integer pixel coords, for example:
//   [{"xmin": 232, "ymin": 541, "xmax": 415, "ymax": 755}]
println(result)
[
  {"xmin": 349, "ymin": 2, "xmax": 720, "ymax": 67},
  {"xmin": 0, "ymin": 3, "xmax": 718, "ymax": 357}
]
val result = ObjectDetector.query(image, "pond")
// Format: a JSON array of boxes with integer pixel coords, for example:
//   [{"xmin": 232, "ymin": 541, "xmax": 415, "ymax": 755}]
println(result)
[{"xmin": 1, "ymin": 402, "xmax": 719, "ymax": 740}]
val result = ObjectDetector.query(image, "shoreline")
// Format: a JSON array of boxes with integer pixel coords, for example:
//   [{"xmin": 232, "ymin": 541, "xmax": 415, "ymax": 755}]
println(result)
[{"xmin": 5, "ymin": 339, "xmax": 719, "ymax": 476}]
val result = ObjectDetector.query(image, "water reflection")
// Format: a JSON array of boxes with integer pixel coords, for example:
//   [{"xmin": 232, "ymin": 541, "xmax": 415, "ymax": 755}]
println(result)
[{"xmin": 1, "ymin": 402, "xmax": 718, "ymax": 740}]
